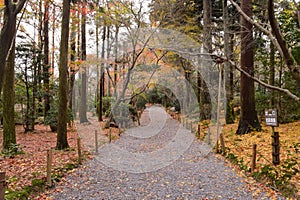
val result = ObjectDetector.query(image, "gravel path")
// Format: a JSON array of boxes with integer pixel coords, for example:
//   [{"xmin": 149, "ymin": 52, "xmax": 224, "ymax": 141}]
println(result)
[{"xmin": 49, "ymin": 105, "xmax": 283, "ymax": 200}]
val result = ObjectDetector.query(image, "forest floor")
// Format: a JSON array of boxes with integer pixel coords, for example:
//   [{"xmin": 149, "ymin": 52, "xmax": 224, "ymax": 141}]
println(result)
[{"xmin": 0, "ymin": 106, "xmax": 299, "ymax": 199}]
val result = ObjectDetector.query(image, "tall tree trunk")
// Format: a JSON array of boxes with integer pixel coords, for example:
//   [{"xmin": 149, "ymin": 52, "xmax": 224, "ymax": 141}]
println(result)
[
  {"xmin": 43, "ymin": 0, "xmax": 51, "ymax": 118},
  {"xmin": 223, "ymin": 0, "xmax": 235, "ymax": 124},
  {"xmin": 236, "ymin": 0, "xmax": 261, "ymax": 134},
  {"xmin": 200, "ymin": 0, "xmax": 212, "ymax": 120},
  {"xmin": 56, "ymin": 0, "xmax": 71, "ymax": 150},
  {"xmin": 0, "ymin": 0, "xmax": 26, "ymax": 94},
  {"xmin": 51, "ymin": 5, "xmax": 55, "ymax": 74},
  {"xmin": 269, "ymin": 42, "xmax": 275, "ymax": 106},
  {"xmin": 106, "ymin": 26, "xmax": 111, "ymax": 96},
  {"xmin": 79, "ymin": 0, "xmax": 89, "ymax": 123},
  {"xmin": 2, "ymin": 41, "xmax": 16, "ymax": 151},
  {"xmin": 68, "ymin": 5, "xmax": 77, "ymax": 120},
  {"xmin": 99, "ymin": 24, "xmax": 106, "ymax": 121},
  {"xmin": 114, "ymin": 25, "xmax": 119, "ymax": 97}
]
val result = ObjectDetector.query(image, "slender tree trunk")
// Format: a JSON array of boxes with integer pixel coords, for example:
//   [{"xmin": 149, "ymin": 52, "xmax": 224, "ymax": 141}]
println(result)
[
  {"xmin": 224, "ymin": 0, "xmax": 235, "ymax": 124},
  {"xmin": 106, "ymin": 26, "xmax": 111, "ymax": 96},
  {"xmin": 2, "ymin": 41, "xmax": 16, "ymax": 151},
  {"xmin": 0, "ymin": 0, "xmax": 26, "ymax": 94},
  {"xmin": 56, "ymin": 0, "xmax": 71, "ymax": 150},
  {"xmin": 43, "ymin": 0, "xmax": 51, "ymax": 118},
  {"xmin": 99, "ymin": 24, "xmax": 106, "ymax": 121},
  {"xmin": 114, "ymin": 25, "xmax": 119, "ymax": 97},
  {"xmin": 51, "ymin": 5, "xmax": 55, "ymax": 75},
  {"xmin": 269, "ymin": 42, "xmax": 275, "ymax": 106},
  {"xmin": 68, "ymin": 5, "xmax": 77, "ymax": 119},
  {"xmin": 79, "ymin": 0, "xmax": 89, "ymax": 123},
  {"xmin": 236, "ymin": 0, "xmax": 261, "ymax": 134},
  {"xmin": 200, "ymin": 0, "xmax": 212, "ymax": 120}
]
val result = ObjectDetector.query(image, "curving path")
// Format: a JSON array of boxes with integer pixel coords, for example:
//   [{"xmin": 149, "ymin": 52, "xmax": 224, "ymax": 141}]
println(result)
[{"xmin": 49, "ymin": 105, "xmax": 283, "ymax": 200}]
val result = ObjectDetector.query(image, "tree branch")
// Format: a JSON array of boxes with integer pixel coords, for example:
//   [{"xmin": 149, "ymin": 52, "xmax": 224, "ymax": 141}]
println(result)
[{"xmin": 228, "ymin": 59, "xmax": 300, "ymax": 101}]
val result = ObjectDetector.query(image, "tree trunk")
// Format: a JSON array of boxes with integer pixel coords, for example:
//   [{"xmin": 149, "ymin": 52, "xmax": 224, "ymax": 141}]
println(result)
[
  {"xmin": 56, "ymin": 0, "xmax": 70, "ymax": 150},
  {"xmin": 200, "ymin": 0, "xmax": 212, "ymax": 120},
  {"xmin": 223, "ymin": 0, "xmax": 235, "ymax": 124},
  {"xmin": 236, "ymin": 0, "xmax": 261, "ymax": 134},
  {"xmin": 43, "ymin": 0, "xmax": 51, "ymax": 118},
  {"xmin": 68, "ymin": 5, "xmax": 77, "ymax": 119},
  {"xmin": 79, "ymin": 0, "xmax": 89, "ymax": 123},
  {"xmin": 98, "ymin": 24, "xmax": 106, "ymax": 121},
  {"xmin": 269, "ymin": 42, "xmax": 275, "ymax": 106},
  {"xmin": 2, "ymin": 40, "xmax": 16, "ymax": 151},
  {"xmin": 0, "ymin": 0, "xmax": 26, "ymax": 94}
]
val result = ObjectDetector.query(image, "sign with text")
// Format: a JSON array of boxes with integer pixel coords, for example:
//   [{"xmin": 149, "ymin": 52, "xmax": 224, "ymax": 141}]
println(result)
[{"xmin": 265, "ymin": 109, "xmax": 278, "ymax": 127}]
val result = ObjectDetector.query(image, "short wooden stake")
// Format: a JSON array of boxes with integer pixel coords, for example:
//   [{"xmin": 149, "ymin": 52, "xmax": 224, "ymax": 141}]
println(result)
[
  {"xmin": 77, "ymin": 138, "xmax": 82, "ymax": 165},
  {"xmin": 0, "ymin": 172, "xmax": 6, "ymax": 200},
  {"xmin": 251, "ymin": 144, "xmax": 257, "ymax": 172},
  {"xmin": 95, "ymin": 130, "xmax": 98, "ymax": 153},
  {"xmin": 220, "ymin": 133, "xmax": 225, "ymax": 155},
  {"xmin": 109, "ymin": 128, "xmax": 112, "ymax": 143},
  {"xmin": 197, "ymin": 124, "xmax": 200, "ymax": 138},
  {"xmin": 46, "ymin": 149, "xmax": 52, "ymax": 187}
]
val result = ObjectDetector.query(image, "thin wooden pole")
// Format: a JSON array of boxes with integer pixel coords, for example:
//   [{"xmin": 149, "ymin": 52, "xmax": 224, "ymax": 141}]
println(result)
[
  {"xmin": 77, "ymin": 138, "xmax": 82, "ymax": 165},
  {"xmin": 46, "ymin": 149, "xmax": 52, "ymax": 187},
  {"xmin": 216, "ymin": 64, "xmax": 223, "ymax": 153},
  {"xmin": 197, "ymin": 123, "xmax": 200, "ymax": 138},
  {"xmin": 109, "ymin": 128, "xmax": 112, "ymax": 143},
  {"xmin": 95, "ymin": 130, "xmax": 98, "ymax": 153},
  {"xmin": 251, "ymin": 144, "xmax": 257, "ymax": 172},
  {"xmin": 0, "ymin": 172, "xmax": 5, "ymax": 200},
  {"xmin": 220, "ymin": 133, "xmax": 226, "ymax": 155}
]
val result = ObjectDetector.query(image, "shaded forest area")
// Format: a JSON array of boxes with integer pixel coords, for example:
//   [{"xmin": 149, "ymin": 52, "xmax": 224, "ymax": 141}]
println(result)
[{"xmin": 0, "ymin": 0, "xmax": 300, "ymax": 198}]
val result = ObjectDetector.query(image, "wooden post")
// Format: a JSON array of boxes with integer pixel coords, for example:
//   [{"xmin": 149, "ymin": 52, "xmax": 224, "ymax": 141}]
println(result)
[
  {"xmin": 0, "ymin": 172, "xmax": 5, "ymax": 200},
  {"xmin": 77, "ymin": 138, "xmax": 82, "ymax": 165},
  {"xmin": 46, "ymin": 150, "xmax": 52, "ymax": 187},
  {"xmin": 109, "ymin": 128, "xmax": 112, "ymax": 143},
  {"xmin": 219, "ymin": 133, "xmax": 225, "ymax": 154},
  {"xmin": 272, "ymin": 131, "xmax": 280, "ymax": 165},
  {"xmin": 251, "ymin": 144, "xmax": 257, "ymax": 172},
  {"xmin": 207, "ymin": 127, "xmax": 211, "ymax": 145},
  {"xmin": 95, "ymin": 130, "xmax": 98, "ymax": 153},
  {"xmin": 197, "ymin": 123, "xmax": 200, "ymax": 138}
]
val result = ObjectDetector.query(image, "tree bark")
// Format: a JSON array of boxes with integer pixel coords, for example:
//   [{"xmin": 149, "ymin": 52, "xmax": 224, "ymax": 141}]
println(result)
[
  {"xmin": 2, "ymin": 40, "xmax": 16, "ymax": 151},
  {"xmin": 0, "ymin": 0, "xmax": 26, "ymax": 94},
  {"xmin": 236, "ymin": 0, "xmax": 261, "ymax": 134},
  {"xmin": 223, "ymin": 0, "xmax": 235, "ymax": 124},
  {"xmin": 43, "ymin": 0, "xmax": 51, "ymax": 118},
  {"xmin": 79, "ymin": 0, "xmax": 89, "ymax": 123},
  {"xmin": 56, "ymin": 0, "xmax": 70, "ymax": 150},
  {"xmin": 98, "ymin": 24, "xmax": 106, "ymax": 121}
]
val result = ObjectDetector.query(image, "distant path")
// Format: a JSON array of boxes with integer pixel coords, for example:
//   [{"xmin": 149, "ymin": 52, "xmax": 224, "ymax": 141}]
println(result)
[{"xmin": 50, "ymin": 105, "xmax": 283, "ymax": 199}]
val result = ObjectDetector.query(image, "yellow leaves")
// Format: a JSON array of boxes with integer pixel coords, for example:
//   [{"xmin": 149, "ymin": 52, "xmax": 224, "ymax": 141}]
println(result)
[{"xmin": 0, "ymin": 0, "xmax": 4, "ymax": 8}]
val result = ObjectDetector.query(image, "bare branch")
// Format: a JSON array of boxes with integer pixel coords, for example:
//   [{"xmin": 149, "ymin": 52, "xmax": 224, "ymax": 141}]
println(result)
[{"xmin": 228, "ymin": 59, "xmax": 300, "ymax": 101}]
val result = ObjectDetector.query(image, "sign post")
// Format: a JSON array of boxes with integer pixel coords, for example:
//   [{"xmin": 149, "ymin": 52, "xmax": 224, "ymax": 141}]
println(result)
[{"xmin": 265, "ymin": 109, "xmax": 280, "ymax": 165}]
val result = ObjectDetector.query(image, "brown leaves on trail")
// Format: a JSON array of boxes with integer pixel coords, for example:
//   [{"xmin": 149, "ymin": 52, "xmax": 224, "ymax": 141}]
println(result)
[{"xmin": 0, "ymin": 125, "xmax": 82, "ymax": 193}]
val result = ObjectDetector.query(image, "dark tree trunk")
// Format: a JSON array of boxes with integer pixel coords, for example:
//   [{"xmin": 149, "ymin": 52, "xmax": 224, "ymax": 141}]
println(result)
[
  {"xmin": 224, "ymin": 0, "xmax": 235, "ymax": 124},
  {"xmin": 43, "ymin": 0, "xmax": 51, "ymax": 118},
  {"xmin": 200, "ymin": 0, "xmax": 212, "ymax": 120},
  {"xmin": 269, "ymin": 42, "xmax": 275, "ymax": 106},
  {"xmin": 79, "ymin": 0, "xmax": 89, "ymax": 123},
  {"xmin": 236, "ymin": 0, "xmax": 261, "ymax": 134},
  {"xmin": 2, "ymin": 41, "xmax": 16, "ymax": 151},
  {"xmin": 98, "ymin": 24, "xmax": 106, "ymax": 121},
  {"xmin": 56, "ymin": 0, "xmax": 71, "ymax": 150},
  {"xmin": 68, "ymin": 6, "xmax": 77, "ymax": 119},
  {"xmin": 0, "ymin": 0, "xmax": 26, "ymax": 94}
]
